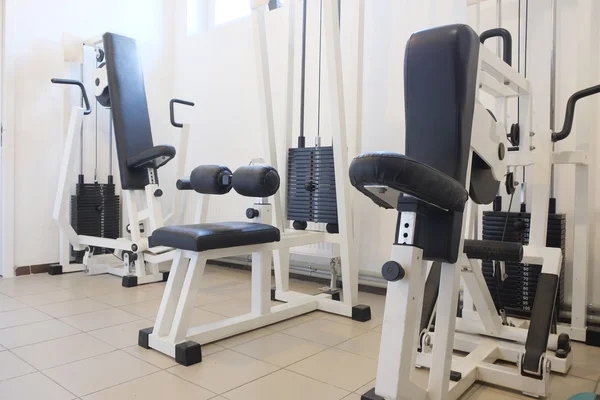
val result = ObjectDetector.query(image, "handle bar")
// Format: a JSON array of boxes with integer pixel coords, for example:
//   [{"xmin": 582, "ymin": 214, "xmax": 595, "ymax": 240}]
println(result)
[
  {"xmin": 51, "ymin": 78, "xmax": 92, "ymax": 115},
  {"xmin": 552, "ymin": 84, "xmax": 600, "ymax": 142},
  {"xmin": 170, "ymin": 99, "xmax": 195, "ymax": 128},
  {"xmin": 480, "ymin": 28, "xmax": 512, "ymax": 67}
]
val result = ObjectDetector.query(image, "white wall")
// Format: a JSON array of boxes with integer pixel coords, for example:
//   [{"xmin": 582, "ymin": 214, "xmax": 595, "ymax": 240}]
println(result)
[{"xmin": 8, "ymin": 0, "xmax": 175, "ymax": 269}]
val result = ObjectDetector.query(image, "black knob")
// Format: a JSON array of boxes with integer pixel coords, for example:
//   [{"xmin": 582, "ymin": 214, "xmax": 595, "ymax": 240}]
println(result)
[
  {"xmin": 382, "ymin": 261, "xmax": 405, "ymax": 282},
  {"xmin": 131, "ymin": 244, "xmax": 138, "ymax": 252},
  {"xmin": 498, "ymin": 142, "xmax": 506, "ymax": 160},
  {"xmin": 246, "ymin": 208, "xmax": 259, "ymax": 219},
  {"xmin": 154, "ymin": 189, "xmax": 163, "ymax": 198},
  {"xmin": 293, "ymin": 221, "xmax": 308, "ymax": 230}
]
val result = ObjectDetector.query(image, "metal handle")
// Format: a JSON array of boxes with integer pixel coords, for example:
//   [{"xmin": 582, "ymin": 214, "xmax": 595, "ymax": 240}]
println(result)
[
  {"xmin": 480, "ymin": 28, "xmax": 512, "ymax": 66},
  {"xmin": 552, "ymin": 84, "xmax": 600, "ymax": 142},
  {"xmin": 51, "ymin": 78, "xmax": 92, "ymax": 115},
  {"xmin": 170, "ymin": 99, "xmax": 195, "ymax": 128}
]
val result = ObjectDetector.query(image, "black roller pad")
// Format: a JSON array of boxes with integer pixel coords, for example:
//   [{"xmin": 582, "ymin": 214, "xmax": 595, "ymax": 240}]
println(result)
[
  {"xmin": 352, "ymin": 305, "xmax": 372, "ymax": 322},
  {"xmin": 175, "ymin": 341, "xmax": 202, "ymax": 366}
]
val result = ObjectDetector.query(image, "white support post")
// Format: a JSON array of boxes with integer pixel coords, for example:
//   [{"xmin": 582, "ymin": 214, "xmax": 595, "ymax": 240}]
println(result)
[
  {"xmin": 194, "ymin": 194, "xmax": 210, "ymax": 224},
  {"xmin": 252, "ymin": 251, "xmax": 272, "ymax": 315},
  {"xmin": 375, "ymin": 245, "xmax": 427, "ymax": 400},
  {"xmin": 54, "ymin": 107, "xmax": 86, "ymax": 255},
  {"xmin": 322, "ymin": 0, "xmax": 359, "ymax": 306},
  {"xmin": 460, "ymin": 258, "xmax": 503, "ymax": 335},
  {"xmin": 154, "ymin": 250, "xmax": 188, "ymax": 336},
  {"xmin": 145, "ymin": 183, "xmax": 165, "ymax": 233},
  {"xmin": 273, "ymin": 248, "xmax": 290, "ymax": 292},
  {"xmin": 170, "ymin": 252, "xmax": 207, "ymax": 343},
  {"xmin": 172, "ymin": 123, "xmax": 191, "ymax": 225}
]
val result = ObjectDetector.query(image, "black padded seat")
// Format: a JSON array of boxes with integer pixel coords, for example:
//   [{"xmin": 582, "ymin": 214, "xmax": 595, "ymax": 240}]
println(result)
[
  {"xmin": 150, "ymin": 222, "xmax": 281, "ymax": 252},
  {"xmin": 349, "ymin": 152, "xmax": 469, "ymax": 213},
  {"xmin": 127, "ymin": 145, "xmax": 176, "ymax": 170}
]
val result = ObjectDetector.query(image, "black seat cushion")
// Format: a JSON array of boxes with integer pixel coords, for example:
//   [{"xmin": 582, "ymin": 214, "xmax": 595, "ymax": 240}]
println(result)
[
  {"xmin": 349, "ymin": 152, "xmax": 469, "ymax": 212},
  {"xmin": 127, "ymin": 145, "xmax": 176, "ymax": 170},
  {"xmin": 150, "ymin": 222, "xmax": 280, "ymax": 252}
]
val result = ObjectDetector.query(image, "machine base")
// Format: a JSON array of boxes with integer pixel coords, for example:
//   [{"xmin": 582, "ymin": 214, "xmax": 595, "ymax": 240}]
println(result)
[
  {"xmin": 586, "ymin": 326, "xmax": 600, "ymax": 347},
  {"xmin": 138, "ymin": 327, "xmax": 153, "ymax": 349},
  {"xmin": 361, "ymin": 388, "xmax": 383, "ymax": 400},
  {"xmin": 324, "ymin": 289, "xmax": 341, "ymax": 301},
  {"xmin": 122, "ymin": 275, "xmax": 138, "ymax": 288}
]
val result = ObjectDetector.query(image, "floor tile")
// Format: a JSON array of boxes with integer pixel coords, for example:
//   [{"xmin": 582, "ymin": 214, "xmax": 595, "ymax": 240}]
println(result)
[
  {"xmin": 189, "ymin": 308, "xmax": 228, "ymax": 325},
  {"xmin": 82, "ymin": 370, "xmax": 215, "ymax": 400},
  {"xmin": 267, "ymin": 314, "xmax": 316, "ymax": 331},
  {"xmin": 0, "ymin": 307, "xmax": 52, "ymax": 329},
  {"xmin": 287, "ymin": 348, "xmax": 377, "ymax": 392},
  {"xmin": 0, "ymin": 281, "xmax": 59, "ymax": 297},
  {"xmin": 546, "ymin": 374, "xmax": 596, "ymax": 399},
  {"xmin": 120, "ymin": 299, "xmax": 162, "ymax": 319},
  {"xmin": 0, "ymin": 293, "xmax": 6, "ymax": 299},
  {"xmin": 214, "ymin": 327, "xmax": 274, "ymax": 348},
  {"xmin": 123, "ymin": 346, "xmax": 179, "ymax": 369},
  {"xmin": 342, "ymin": 394, "xmax": 361, "ymax": 400},
  {"xmin": 12, "ymin": 333, "xmax": 115, "ymax": 370},
  {"xmin": 282, "ymin": 318, "xmax": 367, "ymax": 346},
  {"xmin": 0, "ymin": 372, "xmax": 76, "ymax": 399},
  {"xmin": 0, "ymin": 319, "xmax": 81, "ymax": 349},
  {"xmin": 201, "ymin": 298, "xmax": 251, "ymax": 317},
  {"xmin": 335, "ymin": 331, "xmax": 381, "ymax": 359},
  {"xmin": 44, "ymin": 350, "xmax": 159, "ymax": 397},
  {"xmin": 0, "ymin": 351, "xmax": 36, "ymax": 381},
  {"xmin": 317, "ymin": 309, "xmax": 384, "ymax": 330},
  {"xmin": 92, "ymin": 287, "xmax": 164, "ymax": 307},
  {"xmin": 569, "ymin": 342, "xmax": 600, "ymax": 381},
  {"xmin": 89, "ymin": 319, "xmax": 154, "ymax": 348},
  {"xmin": 60, "ymin": 307, "xmax": 141, "ymax": 331},
  {"xmin": 194, "ymin": 291, "xmax": 233, "ymax": 307},
  {"xmin": 355, "ymin": 379, "xmax": 375, "ymax": 395},
  {"xmin": 223, "ymin": 369, "xmax": 348, "ymax": 400},
  {"xmin": 59, "ymin": 275, "xmax": 126, "ymax": 297},
  {"xmin": 37, "ymin": 298, "xmax": 111, "ymax": 318},
  {"xmin": 233, "ymin": 332, "xmax": 327, "ymax": 367},
  {"xmin": 0, "ymin": 297, "xmax": 28, "ymax": 312},
  {"xmin": 168, "ymin": 349, "xmax": 278, "ymax": 394},
  {"xmin": 0, "ymin": 344, "xmax": 4, "ymax": 351},
  {"xmin": 16, "ymin": 289, "xmax": 86, "ymax": 307},
  {"xmin": 468, "ymin": 386, "xmax": 527, "ymax": 399}
]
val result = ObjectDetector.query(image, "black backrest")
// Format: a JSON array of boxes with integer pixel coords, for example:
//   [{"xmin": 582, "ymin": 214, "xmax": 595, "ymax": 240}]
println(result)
[
  {"xmin": 103, "ymin": 32, "xmax": 156, "ymax": 190},
  {"xmin": 402, "ymin": 24, "xmax": 480, "ymax": 263}
]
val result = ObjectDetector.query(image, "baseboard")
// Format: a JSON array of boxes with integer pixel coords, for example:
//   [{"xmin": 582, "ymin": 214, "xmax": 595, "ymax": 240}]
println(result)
[{"xmin": 13, "ymin": 262, "xmax": 57, "ymax": 276}]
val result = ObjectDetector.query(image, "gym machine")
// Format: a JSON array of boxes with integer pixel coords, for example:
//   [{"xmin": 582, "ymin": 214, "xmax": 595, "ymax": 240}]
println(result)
[
  {"xmin": 51, "ymin": 33, "xmax": 195, "ymax": 287},
  {"xmin": 138, "ymin": 0, "xmax": 371, "ymax": 366},
  {"xmin": 353, "ymin": 24, "xmax": 571, "ymax": 400}
]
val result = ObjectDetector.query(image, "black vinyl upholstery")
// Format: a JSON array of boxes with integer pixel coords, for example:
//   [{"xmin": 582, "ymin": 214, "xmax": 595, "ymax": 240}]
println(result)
[
  {"xmin": 233, "ymin": 166, "xmax": 280, "ymax": 198},
  {"xmin": 150, "ymin": 222, "xmax": 281, "ymax": 252},
  {"xmin": 349, "ymin": 152, "xmax": 468, "ymax": 212},
  {"xmin": 190, "ymin": 165, "xmax": 233, "ymax": 195},
  {"xmin": 127, "ymin": 145, "xmax": 176, "ymax": 170},
  {"xmin": 103, "ymin": 32, "xmax": 172, "ymax": 190}
]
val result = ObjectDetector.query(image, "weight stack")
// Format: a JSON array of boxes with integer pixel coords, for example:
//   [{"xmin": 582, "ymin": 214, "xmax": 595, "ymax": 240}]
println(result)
[
  {"xmin": 287, "ymin": 146, "xmax": 338, "ymax": 226},
  {"xmin": 70, "ymin": 182, "xmax": 121, "ymax": 261},
  {"xmin": 481, "ymin": 211, "xmax": 566, "ymax": 319}
]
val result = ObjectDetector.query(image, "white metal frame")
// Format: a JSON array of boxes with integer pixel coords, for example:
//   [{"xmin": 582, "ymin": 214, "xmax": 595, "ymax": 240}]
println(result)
[
  {"xmin": 147, "ymin": 0, "xmax": 367, "ymax": 362},
  {"xmin": 366, "ymin": 37, "xmax": 571, "ymax": 399},
  {"xmin": 53, "ymin": 36, "xmax": 192, "ymax": 284}
]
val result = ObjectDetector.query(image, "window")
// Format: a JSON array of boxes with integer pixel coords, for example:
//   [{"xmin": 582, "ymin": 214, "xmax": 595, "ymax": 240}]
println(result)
[
  {"xmin": 187, "ymin": 0, "xmax": 283, "ymax": 35},
  {"xmin": 214, "ymin": 0, "xmax": 251, "ymax": 26}
]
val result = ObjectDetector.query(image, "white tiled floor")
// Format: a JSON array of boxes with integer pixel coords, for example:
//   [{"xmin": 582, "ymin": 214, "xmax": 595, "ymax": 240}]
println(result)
[{"xmin": 0, "ymin": 267, "xmax": 599, "ymax": 399}]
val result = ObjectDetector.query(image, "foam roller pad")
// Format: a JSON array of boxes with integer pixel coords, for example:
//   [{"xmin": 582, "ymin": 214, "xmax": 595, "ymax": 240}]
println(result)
[
  {"xmin": 233, "ymin": 165, "xmax": 280, "ymax": 198},
  {"xmin": 190, "ymin": 165, "xmax": 232, "ymax": 195}
]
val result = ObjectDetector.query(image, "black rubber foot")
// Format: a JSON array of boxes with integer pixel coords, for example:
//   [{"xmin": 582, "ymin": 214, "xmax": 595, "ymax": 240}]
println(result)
[
  {"xmin": 122, "ymin": 275, "xmax": 138, "ymax": 288},
  {"xmin": 138, "ymin": 327, "xmax": 153, "ymax": 349},
  {"xmin": 352, "ymin": 304, "xmax": 372, "ymax": 322},
  {"xmin": 324, "ymin": 289, "xmax": 341, "ymax": 301},
  {"xmin": 162, "ymin": 271, "xmax": 170, "ymax": 282},
  {"xmin": 48, "ymin": 265, "xmax": 63, "ymax": 276},
  {"xmin": 176, "ymin": 341, "xmax": 202, "ymax": 366},
  {"xmin": 450, "ymin": 370, "xmax": 462, "ymax": 382},
  {"xmin": 271, "ymin": 288, "xmax": 277, "ymax": 301},
  {"xmin": 586, "ymin": 326, "xmax": 600, "ymax": 347},
  {"xmin": 361, "ymin": 388, "xmax": 383, "ymax": 400}
]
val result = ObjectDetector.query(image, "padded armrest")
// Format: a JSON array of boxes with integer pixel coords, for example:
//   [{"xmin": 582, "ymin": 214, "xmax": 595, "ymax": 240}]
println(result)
[
  {"xmin": 127, "ymin": 145, "xmax": 176, "ymax": 170},
  {"xmin": 349, "ymin": 152, "xmax": 469, "ymax": 212}
]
